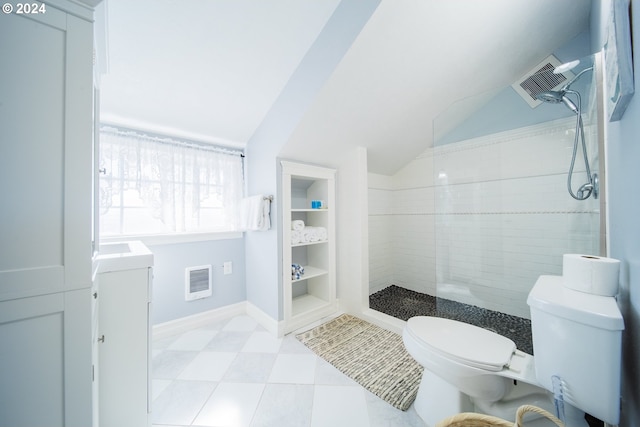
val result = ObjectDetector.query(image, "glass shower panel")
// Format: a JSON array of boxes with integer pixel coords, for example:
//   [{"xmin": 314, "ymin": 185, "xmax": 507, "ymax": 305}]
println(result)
[{"xmin": 432, "ymin": 53, "xmax": 601, "ymax": 333}]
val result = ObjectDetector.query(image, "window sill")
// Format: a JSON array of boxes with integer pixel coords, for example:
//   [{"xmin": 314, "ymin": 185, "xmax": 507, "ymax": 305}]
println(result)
[{"xmin": 100, "ymin": 231, "xmax": 243, "ymax": 247}]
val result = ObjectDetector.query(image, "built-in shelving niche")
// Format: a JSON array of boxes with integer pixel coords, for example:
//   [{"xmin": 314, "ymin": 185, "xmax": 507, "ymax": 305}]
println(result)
[{"xmin": 281, "ymin": 161, "xmax": 336, "ymax": 333}]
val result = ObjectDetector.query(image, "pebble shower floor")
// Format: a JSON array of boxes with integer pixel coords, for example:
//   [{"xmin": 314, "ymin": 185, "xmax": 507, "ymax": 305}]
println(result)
[{"xmin": 369, "ymin": 285, "xmax": 533, "ymax": 354}]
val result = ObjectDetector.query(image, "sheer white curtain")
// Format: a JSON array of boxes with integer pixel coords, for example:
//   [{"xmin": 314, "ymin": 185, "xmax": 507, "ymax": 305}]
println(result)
[{"xmin": 99, "ymin": 127, "xmax": 244, "ymax": 236}]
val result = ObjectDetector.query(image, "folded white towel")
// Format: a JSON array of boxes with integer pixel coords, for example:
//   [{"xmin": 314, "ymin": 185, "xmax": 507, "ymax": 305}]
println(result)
[
  {"xmin": 291, "ymin": 226, "xmax": 326, "ymax": 244},
  {"xmin": 240, "ymin": 195, "xmax": 271, "ymax": 231},
  {"xmin": 291, "ymin": 220, "xmax": 305, "ymax": 231},
  {"xmin": 316, "ymin": 227, "xmax": 327, "ymax": 241},
  {"xmin": 291, "ymin": 230, "xmax": 303, "ymax": 244},
  {"xmin": 303, "ymin": 227, "xmax": 319, "ymax": 242}
]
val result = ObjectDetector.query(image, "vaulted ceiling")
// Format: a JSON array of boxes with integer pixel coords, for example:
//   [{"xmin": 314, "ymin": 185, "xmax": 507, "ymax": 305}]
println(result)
[
  {"xmin": 99, "ymin": 0, "xmax": 341, "ymax": 147},
  {"xmin": 99, "ymin": 0, "xmax": 592, "ymax": 175}
]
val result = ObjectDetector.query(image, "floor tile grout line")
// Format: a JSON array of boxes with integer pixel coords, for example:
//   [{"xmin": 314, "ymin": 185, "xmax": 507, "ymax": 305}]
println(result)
[{"xmin": 187, "ymin": 381, "xmax": 218, "ymax": 427}]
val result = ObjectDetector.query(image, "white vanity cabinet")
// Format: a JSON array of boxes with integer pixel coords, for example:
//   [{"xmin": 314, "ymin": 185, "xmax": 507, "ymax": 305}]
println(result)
[
  {"xmin": 281, "ymin": 161, "xmax": 337, "ymax": 333},
  {"xmin": 95, "ymin": 242, "xmax": 154, "ymax": 427}
]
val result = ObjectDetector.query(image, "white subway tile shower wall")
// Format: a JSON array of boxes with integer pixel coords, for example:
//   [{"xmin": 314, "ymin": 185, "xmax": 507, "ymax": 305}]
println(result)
[
  {"xmin": 392, "ymin": 214, "xmax": 436, "ymax": 295},
  {"xmin": 368, "ymin": 117, "xmax": 600, "ymax": 319},
  {"xmin": 368, "ymin": 182, "xmax": 394, "ymax": 294},
  {"xmin": 368, "ymin": 213, "xmax": 393, "ymax": 294}
]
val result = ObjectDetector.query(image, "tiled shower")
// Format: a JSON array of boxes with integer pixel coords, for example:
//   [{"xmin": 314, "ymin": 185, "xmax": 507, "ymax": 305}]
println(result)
[{"xmin": 369, "ymin": 114, "xmax": 600, "ymax": 320}]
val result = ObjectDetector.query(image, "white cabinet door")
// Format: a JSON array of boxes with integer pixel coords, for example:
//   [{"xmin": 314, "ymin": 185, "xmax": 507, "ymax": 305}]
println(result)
[
  {"xmin": 0, "ymin": 3, "xmax": 93, "ymax": 302},
  {"xmin": 98, "ymin": 268, "xmax": 151, "ymax": 427},
  {"xmin": 0, "ymin": 294, "xmax": 65, "ymax": 427},
  {"xmin": 0, "ymin": 289, "xmax": 92, "ymax": 427}
]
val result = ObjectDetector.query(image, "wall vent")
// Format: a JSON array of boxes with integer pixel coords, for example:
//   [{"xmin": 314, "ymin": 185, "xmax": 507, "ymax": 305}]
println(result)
[
  {"xmin": 185, "ymin": 265, "xmax": 212, "ymax": 301},
  {"xmin": 512, "ymin": 55, "xmax": 574, "ymax": 108}
]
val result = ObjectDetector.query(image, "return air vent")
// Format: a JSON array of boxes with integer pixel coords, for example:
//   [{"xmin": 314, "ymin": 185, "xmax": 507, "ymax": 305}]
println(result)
[
  {"xmin": 185, "ymin": 265, "xmax": 212, "ymax": 301},
  {"xmin": 512, "ymin": 55, "xmax": 574, "ymax": 108}
]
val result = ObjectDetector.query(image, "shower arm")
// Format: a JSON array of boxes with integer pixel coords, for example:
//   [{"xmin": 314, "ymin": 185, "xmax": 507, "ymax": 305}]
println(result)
[{"xmin": 560, "ymin": 67, "xmax": 594, "ymax": 92}]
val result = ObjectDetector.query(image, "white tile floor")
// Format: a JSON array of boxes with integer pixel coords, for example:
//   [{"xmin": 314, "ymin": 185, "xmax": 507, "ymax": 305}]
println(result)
[{"xmin": 151, "ymin": 313, "xmax": 425, "ymax": 427}]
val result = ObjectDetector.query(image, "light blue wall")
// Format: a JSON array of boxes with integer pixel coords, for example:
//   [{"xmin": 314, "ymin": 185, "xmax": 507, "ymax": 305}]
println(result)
[
  {"xmin": 149, "ymin": 238, "xmax": 246, "ymax": 325},
  {"xmin": 147, "ymin": 0, "xmax": 381, "ymax": 325},
  {"xmin": 601, "ymin": 3, "xmax": 640, "ymax": 426},
  {"xmin": 244, "ymin": 0, "xmax": 381, "ymax": 320}
]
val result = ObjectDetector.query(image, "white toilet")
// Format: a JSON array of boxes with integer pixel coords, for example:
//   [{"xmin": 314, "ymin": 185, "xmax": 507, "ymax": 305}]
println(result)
[{"xmin": 403, "ymin": 275, "xmax": 624, "ymax": 427}]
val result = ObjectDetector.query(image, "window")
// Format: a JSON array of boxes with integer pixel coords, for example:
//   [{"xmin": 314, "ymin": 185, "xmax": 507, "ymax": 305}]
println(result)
[{"xmin": 99, "ymin": 126, "xmax": 244, "ymax": 237}]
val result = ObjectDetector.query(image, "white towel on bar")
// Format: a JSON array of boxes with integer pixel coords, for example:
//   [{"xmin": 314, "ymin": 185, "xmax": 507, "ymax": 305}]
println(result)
[{"xmin": 240, "ymin": 195, "xmax": 271, "ymax": 231}]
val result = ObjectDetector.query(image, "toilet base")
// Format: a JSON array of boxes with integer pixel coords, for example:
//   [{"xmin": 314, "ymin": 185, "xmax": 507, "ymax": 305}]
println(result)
[
  {"xmin": 472, "ymin": 381, "xmax": 552, "ymax": 422},
  {"xmin": 472, "ymin": 381, "xmax": 589, "ymax": 427},
  {"xmin": 475, "ymin": 401, "xmax": 588, "ymax": 427},
  {"xmin": 414, "ymin": 370, "xmax": 472, "ymax": 426},
  {"xmin": 414, "ymin": 370, "xmax": 590, "ymax": 427}
]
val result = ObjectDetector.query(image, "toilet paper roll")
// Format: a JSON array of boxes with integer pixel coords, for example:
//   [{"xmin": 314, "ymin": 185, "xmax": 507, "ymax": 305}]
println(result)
[{"xmin": 562, "ymin": 254, "xmax": 621, "ymax": 296}]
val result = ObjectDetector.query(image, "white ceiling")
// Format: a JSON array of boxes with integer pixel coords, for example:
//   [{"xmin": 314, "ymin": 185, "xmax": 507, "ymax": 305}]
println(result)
[
  {"xmin": 99, "ymin": 0, "xmax": 341, "ymax": 147},
  {"xmin": 100, "ymin": 0, "xmax": 592, "ymax": 174}
]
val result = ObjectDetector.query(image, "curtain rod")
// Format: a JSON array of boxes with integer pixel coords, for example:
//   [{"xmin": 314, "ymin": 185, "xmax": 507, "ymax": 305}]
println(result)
[{"xmin": 100, "ymin": 124, "xmax": 245, "ymax": 157}]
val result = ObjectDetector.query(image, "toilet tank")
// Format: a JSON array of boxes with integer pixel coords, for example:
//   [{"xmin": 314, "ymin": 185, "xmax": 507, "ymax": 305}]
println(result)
[{"xmin": 527, "ymin": 275, "xmax": 624, "ymax": 425}]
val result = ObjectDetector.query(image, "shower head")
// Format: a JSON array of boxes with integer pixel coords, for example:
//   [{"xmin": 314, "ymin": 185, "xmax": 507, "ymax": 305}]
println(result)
[
  {"xmin": 536, "ymin": 90, "xmax": 564, "ymax": 104},
  {"xmin": 536, "ymin": 65, "xmax": 591, "ymax": 114},
  {"xmin": 536, "ymin": 90, "xmax": 579, "ymax": 114},
  {"xmin": 554, "ymin": 60, "xmax": 581, "ymax": 74}
]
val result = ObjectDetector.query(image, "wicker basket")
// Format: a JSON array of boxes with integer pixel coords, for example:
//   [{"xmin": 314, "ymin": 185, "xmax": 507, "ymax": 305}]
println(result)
[{"xmin": 435, "ymin": 405, "xmax": 565, "ymax": 427}]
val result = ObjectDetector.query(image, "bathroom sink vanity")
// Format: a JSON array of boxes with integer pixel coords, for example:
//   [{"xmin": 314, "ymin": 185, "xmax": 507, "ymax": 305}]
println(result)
[{"xmin": 94, "ymin": 241, "xmax": 154, "ymax": 427}]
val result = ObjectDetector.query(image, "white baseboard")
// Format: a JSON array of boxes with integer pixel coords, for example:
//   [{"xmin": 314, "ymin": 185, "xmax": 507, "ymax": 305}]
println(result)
[
  {"xmin": 152, "ymin": 302, "xmax": 390, "ymax": 340},
  {"xmin": 152, "ymin": 301, "xmax": 283, "ymax": 339},
  {"xmin": 359, "ymin": 308, "xmax": 406, "ymax": 335},
  {"xmin": 245, "ymin": 301, "xmax": 284, "ymax": 337},
  {"xmin": 153, "ymin": 302, "xmax": 247, "ymax": 340}
]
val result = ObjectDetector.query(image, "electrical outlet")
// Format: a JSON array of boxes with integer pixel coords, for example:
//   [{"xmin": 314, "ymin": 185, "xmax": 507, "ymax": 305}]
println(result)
[{"xmin": 223, "ymin": 261, "xmax": 232, "ymax": 275}]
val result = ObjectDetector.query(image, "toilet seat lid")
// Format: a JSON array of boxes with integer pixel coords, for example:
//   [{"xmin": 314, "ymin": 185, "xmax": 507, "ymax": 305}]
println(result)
[{"xmin": 406, "ymin": 317, "xmax": 516, "ymax": 371}]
